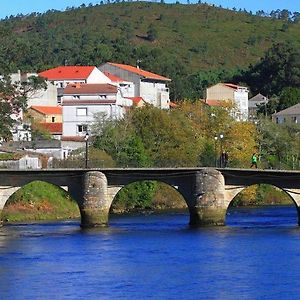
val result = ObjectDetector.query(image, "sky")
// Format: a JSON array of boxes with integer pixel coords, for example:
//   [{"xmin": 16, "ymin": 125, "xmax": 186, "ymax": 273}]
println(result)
[{"xmin": 0, "ymin": 0, "xmax": 299, "ymax": 19}]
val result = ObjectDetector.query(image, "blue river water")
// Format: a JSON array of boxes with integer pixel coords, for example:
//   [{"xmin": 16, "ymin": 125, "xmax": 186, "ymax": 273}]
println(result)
[{"xmin": 1, "ymin": 205, "xmax": 300, "ymax": 299}]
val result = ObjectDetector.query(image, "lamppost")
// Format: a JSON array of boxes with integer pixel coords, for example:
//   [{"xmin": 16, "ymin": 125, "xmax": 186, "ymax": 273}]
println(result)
[
  {"xmin": 214, "ymin": 136, "xmax": 218, "ymax": 167},
  {"xmin": 219, "ymin": 134, "xmax": 224, "ymax": 167},
  {"xmin": 85, "ymin": 132, "xmax": 89, "ymax": 168}
]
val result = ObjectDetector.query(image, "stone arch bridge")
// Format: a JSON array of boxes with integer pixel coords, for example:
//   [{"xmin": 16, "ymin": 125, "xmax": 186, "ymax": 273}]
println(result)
[{"xmin": 0, "ymin": 168, "xmax": 299, "ymax": 227}]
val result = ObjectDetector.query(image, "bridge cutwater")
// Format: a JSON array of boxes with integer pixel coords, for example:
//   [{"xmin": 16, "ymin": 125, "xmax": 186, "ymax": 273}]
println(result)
[{"xmin": 0, "ymin": 168, "xmax": 299, "ymax": 228}]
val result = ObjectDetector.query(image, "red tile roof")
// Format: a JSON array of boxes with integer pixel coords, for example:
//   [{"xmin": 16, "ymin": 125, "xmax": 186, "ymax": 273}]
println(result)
[
  {"xmin": 103, "ymin": 71, "xmax": 125, "ymax": 82},
  {"xmin": 224, "ymin": 83, "xmax": 240, "ymax": 89},
  {"xmin": 107, "ymin": 63, "xmax": 171, "ymax": 81},
  {"xmin": 169, "ymin": 101, "xmax": 178, "ymax": 108},
  {"xmin": 205, "ymin": 100, "xmax": 227, "ymax": 107},
  {"xmin": 126, "ymin": 96, "xmax": 144, "ymax": 105},
  {"xmin": 38, "ymin": 66, "xmax": 95, "ymax": 80},
  {"xmin": 62, "ymin": 136, "xmax": 87, "ymax": 142},
  {"xmin": 64, "ymin": 83, "xmax": 118, "ymax": 94},
  {"xmin": 31, "ymin": 106, "xmax": 62, "ymax": 115},
  {"xmin": 39, "ymin": 123, "xmax": 62, "ymax": 134}
]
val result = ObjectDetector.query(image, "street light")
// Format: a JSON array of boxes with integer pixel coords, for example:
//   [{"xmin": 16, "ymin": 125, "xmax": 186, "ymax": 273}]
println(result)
[
  {"xmin": 214, "ymin": 136, "xmax": 218, "ymax": 167},
  {"xmin": 85, "ymin": 132, "xmax": 89, "ymax": 168},
  {"xmin": 219, "ymin": 134, "xmax": 224, "ymax": 167}
]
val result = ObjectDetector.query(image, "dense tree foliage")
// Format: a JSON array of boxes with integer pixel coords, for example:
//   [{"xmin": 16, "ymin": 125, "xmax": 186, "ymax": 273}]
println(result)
[
  {"xmin": 241, "ymin": 43, "xmax": 300, "ymax": 97},
  {"xmin": 256, "ymin": 117, "xmax": 300, "ymax": 170},
  {"xmin": 0, "ymin": 3, "xmax": 300, "ymax": 100},
  {"xmin": 0, "ymin": 75, "xmax": 46, "ymax": 140},
  {"xmin": 92, "ymin": 103, "xmax": 258, "ymax": 168}
]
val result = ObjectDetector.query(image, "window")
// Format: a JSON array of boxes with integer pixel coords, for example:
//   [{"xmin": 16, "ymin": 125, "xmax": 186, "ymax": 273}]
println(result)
[
  {"xmin": 76, "ymin": 108, "xmax": 87, "ymax": 116},
  {"xmin": 99, "ymin": 94, "xmax": 107, "ymax": 99},
  {"xmin": 73, "ymin": 95, "xmax": 80, "ymax": 99},
  {"xmin": 52, "ymin": 117, "xmax": 55, "ymax": 123},
  {"xmin": 77, "ymin": 124, "xmax": 88, "ymax": 133}
]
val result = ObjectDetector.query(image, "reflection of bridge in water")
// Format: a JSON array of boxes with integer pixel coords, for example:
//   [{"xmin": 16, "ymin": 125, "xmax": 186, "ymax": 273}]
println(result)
[{"xmin": 0, "ymin": 168, "xmax": 299, "ymax": 227}]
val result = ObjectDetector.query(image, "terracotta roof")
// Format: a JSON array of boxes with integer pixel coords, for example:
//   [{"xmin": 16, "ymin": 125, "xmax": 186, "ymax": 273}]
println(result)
[
  {"xmin": 205, "ymin": 100, "xmax": 227, "ymax": 107},
  {"xmin": 61, "ymin": 136, "xmax": 87, "ymax": 142},
  {"xmin": 273, "ymin": 103, "xmax": 300, "ymax": 116},
  {"xmin": 30, "ymin": 106, "xmax": 62, "ymax": 115},
  {"xmin": 107, "ymin": 62, "xmax": 171, "ymax": 81},
  {"xmin": 169, "ymin": 101, "xmax": 178, "ymax": 108},
  {"xmin": 126, "ymin": 96, "xmax": 144, "ymax": 105},
  {"xmin": 224, "ymin": 83, "xmax": 248, "ymax": 90},
  {"xmin": 64, "ymin": 83, "xmax": 118, "ymax": 94},
  {"xmin": 39, "ymin": 123, "xmax": 62, "ymax": 134},
  {"xmin": 38, "ymin": 66, "xmax": 95, "ymax": 80},
  {"xmin": 103, "ymin": 71, "xmax": 125, "ymax": 82}
]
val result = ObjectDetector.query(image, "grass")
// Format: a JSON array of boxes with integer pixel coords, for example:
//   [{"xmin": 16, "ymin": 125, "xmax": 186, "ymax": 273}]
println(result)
[{"xmin": 1, "ymin": 181, "xmax": 80, "ymax": 223}]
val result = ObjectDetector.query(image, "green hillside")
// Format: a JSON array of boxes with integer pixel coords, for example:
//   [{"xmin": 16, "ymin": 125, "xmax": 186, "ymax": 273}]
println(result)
[{"xmin": 0, "ymin": 2, "xmax": 299, "ymax": 98}]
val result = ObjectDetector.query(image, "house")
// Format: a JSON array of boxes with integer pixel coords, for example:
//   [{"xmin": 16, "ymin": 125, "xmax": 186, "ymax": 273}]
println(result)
[
  {"xmin": 38, "ymin": 66, "xmax": 111, "ymax": 104},
  {"xmin": 26, "ymin": 106, "xmax": 63, "ymax": 140},
  {"xmin": 10, "ymin": 71, "xmax": 57, "ymax": 107},
  {"xmin": 205, "ymin": 83, "xmax": 249, "ymax": 121},
  {"xmin": 272, "ymin": 103, "xmax": 300, "ymax": 124},
  {"xmin": 99, "ymin": 62, "xmax": 171, "ymax": 109},
  {"xmin": 27, "ymin": 106, "xmax": 62, "ymax": 123},
  {"xmin": 103, "ymin": 71, "xmax": 135, "ymax": 98},
  {"xmin": 61, "ymin": 83, "xmax": 132, "ymax": 140},
  {"xmin": 248, "ymin": 93, "xmax": 269, "ymax": 121}
]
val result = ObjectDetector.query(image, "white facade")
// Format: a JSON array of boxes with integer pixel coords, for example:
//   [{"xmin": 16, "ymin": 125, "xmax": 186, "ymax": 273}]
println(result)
[
  {"xmin": 140, "ymin": 81, "xmax": 170, "ymax": 109},
  {"xmin": 233, "ymin": 87, "xmax": 249, "ymax": 121},
  {"xmin": 63, "ymin": 104, "xmax": 124, "ymax": 137},
  {"xmin": 206, "ymin": 83, "xmax": 249, "ymax": 121},
  {"xmin": 10, "ymin": 71, "xmax": 58, "ymax": 107},
  {"xmin": 62, "ymin": 84, "xmax": 131, "ymax": 137},
  {"xmin": 27, "ymin": 81, "xmax": 58, "ymax": 107},
  {"xmin": 272, "ymin": 103, "xmax": 300, "ymax": 124},
  {"xmin": 99, "ymin": 63, "xmax": 171, "ymax": 109},
  {"xmin": 49, "ymin": 67, "xmax": 111, "ymax": 89}
]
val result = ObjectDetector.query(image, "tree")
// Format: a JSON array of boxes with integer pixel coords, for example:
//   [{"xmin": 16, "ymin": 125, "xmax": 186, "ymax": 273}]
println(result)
[
  {"xmin": 278, "ymin": 87, "xmax": 300, "ymax": 111},
  {"xmin": 147, "ymin": 24, "xmax": 158, "ymax": 42},
  {"xmin": 242, "ymin": 43, "xmax": 300, "ymax": 96},
  {"xmin": 0, "ymin": 75, "xmax": 47, "ymax": 140}
]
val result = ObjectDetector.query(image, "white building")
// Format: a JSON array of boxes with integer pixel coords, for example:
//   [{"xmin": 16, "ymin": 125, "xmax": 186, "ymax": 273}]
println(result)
[
  {"xmin": 38, "ymin": 66, "xmax": 111, "ymax": 104},
  {"xmin": 248, "ymin": 93, "xmax": 269, "ymax": 121},
  {"xmin": 62, "ymin": 83, "xmax": 132, "ymax": 139},
  {"xmin": 99, "ymin": 63, "xmax": 171, "ymax": 109},
  {"xmin": 272, "ymin": 103, "xmax": 300, "ymax": 124},
  {"xmin": 10, "ymin": 71, "xmax": 57, "ymax": 107},
  {"xmin": 206, "ymin": 83, "xmax": 249, "ymax": 121},
  {"xmin": 38, "ymin": 66, "xmax": 111, "ymax": 88}
]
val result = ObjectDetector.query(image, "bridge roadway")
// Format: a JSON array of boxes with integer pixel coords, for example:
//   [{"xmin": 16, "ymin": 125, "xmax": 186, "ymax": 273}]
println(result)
[{"xmin": 0, "ymin": 168, "xmax": 299, "ymax": 227}]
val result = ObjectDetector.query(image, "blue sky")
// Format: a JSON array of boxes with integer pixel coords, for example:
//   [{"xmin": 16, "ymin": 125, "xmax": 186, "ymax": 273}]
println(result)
[{"xmin": 0, "ymin": 0, "xmax": 299, "ymax": 19}]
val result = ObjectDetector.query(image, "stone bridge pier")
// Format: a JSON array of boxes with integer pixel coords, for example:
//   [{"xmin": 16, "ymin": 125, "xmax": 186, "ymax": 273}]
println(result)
[
  {"xmin": 81, "ymin": 169, "xmax": 231, "ymax": 228},
  {"xmin": 186, "ymin": 169, "xmax": 227, "ymax": 226}
]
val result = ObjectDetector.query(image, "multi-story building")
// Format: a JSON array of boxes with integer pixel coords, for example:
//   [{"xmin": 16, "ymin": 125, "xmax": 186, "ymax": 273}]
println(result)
[
  {"xmin": 99, "ymin": 63, "xmax": 171, "ymax": 109},
  {"xmin": 61, "ymin": 83, "xmax": 132, "ymax": 139},
  {"xmin": 38, "ymin": 66, "xmax": 111, "ymax": 104},
  {"xmin": 205, "ymin": 83, "xmax": 249, "ymax": 121}
]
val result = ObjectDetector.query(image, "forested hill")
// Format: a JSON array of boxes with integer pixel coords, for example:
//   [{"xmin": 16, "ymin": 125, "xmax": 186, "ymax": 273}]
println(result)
[{"xmin": 0, "ymin": 2, "xmax": 299, "ymax": 99}]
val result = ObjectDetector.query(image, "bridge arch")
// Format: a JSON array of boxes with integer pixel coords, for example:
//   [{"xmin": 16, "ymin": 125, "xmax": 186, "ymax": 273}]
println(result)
[
  {"xmin": 225, "ymin": 183, "xmax": 300, "ymax": 225},
  {"xmin": 108, "ymin": 180, "xmax": 188, "ymax": 222},
  {"xmin": 0, "ymin": 180, "xmax": 80, "ymax": 224}
]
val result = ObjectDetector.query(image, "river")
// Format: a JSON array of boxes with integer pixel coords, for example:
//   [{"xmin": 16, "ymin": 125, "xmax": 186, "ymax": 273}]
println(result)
[{"xmin": 1, "ymin": 205, "xmax": 300, "ymax": 299}]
